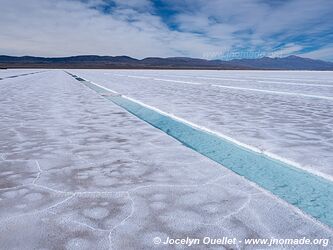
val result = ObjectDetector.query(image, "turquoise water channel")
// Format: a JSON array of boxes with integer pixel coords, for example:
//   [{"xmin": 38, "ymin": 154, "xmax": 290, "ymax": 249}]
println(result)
[{"xmin": 69, "ymin": 72, "xmax": 333, "ymax": 228}]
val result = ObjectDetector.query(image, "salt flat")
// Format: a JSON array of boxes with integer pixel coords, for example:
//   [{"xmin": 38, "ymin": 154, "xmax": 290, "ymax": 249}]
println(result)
[
  {"xmin": 0, "ymin": 70, "xmax": 332, "ymax": 249},
  {"xmin": 71, "ymin": 69, "xmax": 333, "ymax": 179}
]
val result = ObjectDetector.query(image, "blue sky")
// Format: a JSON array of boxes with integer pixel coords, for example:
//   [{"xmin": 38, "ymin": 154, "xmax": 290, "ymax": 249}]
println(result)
[{"xmin": 0, "ymin": 0, "xmax": 332, "ymax": 61}]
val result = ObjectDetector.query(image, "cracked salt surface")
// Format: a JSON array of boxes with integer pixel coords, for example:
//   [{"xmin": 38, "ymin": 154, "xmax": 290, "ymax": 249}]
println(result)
[{"xmin": 0, "ymin": 70, "xmax": 332, "ymax": 249}]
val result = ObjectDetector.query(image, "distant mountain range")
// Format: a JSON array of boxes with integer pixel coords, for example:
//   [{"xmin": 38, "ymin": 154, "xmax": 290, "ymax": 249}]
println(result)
[{"xmin": 1, "ymin": 55, "xmax": 333, "ymax": 70}]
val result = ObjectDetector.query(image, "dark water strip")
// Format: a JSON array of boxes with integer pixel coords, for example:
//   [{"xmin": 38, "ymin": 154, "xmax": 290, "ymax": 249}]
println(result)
[{"xmin": 0, "ymin": 71, "xmax": 43, "ymax": 81}]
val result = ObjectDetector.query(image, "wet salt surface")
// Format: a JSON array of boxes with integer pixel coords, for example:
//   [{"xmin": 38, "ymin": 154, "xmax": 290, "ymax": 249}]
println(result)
[
  {"xmin": 0, "ymin": 70, "xmax": 332, "ymax": 249},
  {"xmin": 71, "ymin": 69, "xmax": 333, "ymax": 179}
]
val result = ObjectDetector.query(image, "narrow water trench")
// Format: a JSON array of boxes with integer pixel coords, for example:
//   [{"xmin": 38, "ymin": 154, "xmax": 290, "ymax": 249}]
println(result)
[{"xmin": 68, "ymin": 72, "xmax": 333, "ymax": 229}]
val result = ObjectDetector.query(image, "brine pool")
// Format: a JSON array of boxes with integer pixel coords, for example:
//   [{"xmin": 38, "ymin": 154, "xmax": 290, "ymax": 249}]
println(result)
[{"xmin": 68, "ymin": 72, "xmax": 333, "ymax": 229}]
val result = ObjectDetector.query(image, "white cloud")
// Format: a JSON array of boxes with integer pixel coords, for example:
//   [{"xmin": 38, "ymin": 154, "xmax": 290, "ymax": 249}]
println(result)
[
  {"xmin": 0, "ymin": 0, "xmax": 223, "ymax": 58},
  {"xmin": 273, "ymin": 44, "xmax": 304, "ymax": 57},
  {"xmin": 300, "ymin": 46, "xmax": 333, "ymax": 61},
  {"xmin": 0, "ymin": 0, "xmax": 332, "ymax": 60},
  {"xmin": 168, "ymin": 0, "xmax": 333, "ymax": 59}
]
